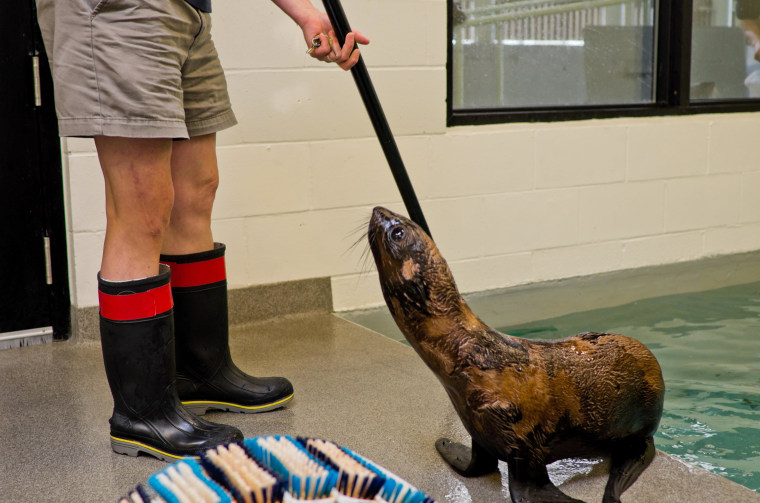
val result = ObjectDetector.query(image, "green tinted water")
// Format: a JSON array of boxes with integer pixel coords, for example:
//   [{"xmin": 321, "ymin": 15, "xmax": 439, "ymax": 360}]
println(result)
[{"xmin": 497, "ymin": 281, "xmax": 760, "ymax": 492}]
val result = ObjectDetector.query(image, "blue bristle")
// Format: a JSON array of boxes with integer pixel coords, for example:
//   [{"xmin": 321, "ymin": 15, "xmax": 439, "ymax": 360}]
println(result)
[
  {"xmin": 244, "ymin": 435, "xmax": 338, "ymax": 500},
  {"xmin": 238, "ymin": 441, "xmax": 286, "ymax": 503},
  {"xmin": 351, "ymin": 455, "xmax": 433, "ymax": 503},
  {"xmin": 148, "ymin": 459, "xmax": 231, "ymax": 503},
  {"xmin": 147, "ymin": 472, "xmax": 180, "ymax": 503}
]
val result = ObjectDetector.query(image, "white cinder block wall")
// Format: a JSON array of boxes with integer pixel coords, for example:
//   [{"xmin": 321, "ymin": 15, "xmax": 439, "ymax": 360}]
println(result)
[{"xmin": 61, "ymin": 0, "xmax": 760, "ymax": 312}]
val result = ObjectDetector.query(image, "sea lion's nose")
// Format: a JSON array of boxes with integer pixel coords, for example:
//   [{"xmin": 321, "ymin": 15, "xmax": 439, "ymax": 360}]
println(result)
[
  {"xmin": 371, "ymin": 206, "xmax": 393, "ymax": 226},
  {"xmin": 372, "ymin": 206, "xmax": 387, "ymax": 218}
]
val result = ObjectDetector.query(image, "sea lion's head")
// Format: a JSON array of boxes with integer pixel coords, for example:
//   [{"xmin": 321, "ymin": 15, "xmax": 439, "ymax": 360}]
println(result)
[{"xmin": 368, "ymin": 207, "xmax": 463, "ymax": 324}]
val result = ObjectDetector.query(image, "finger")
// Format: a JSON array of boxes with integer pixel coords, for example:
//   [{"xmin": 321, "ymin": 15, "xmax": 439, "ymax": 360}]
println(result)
[
  {"xmin": 325, "ymin": 30, "xmax": 342, "ymax": 58},
  {"xmin": 315, "ymin": 46, "xmax": 333, "ymax": 61},
  {"xmin": 351, "ymin": 30, "xmax": 370, "ymax": 46},
  {"xmin": 322, "ymin": 37, "xmax": 338, "ymax": 63},
  {"xmin": 340, "ymin": 48, "xmax": 361, "ymax": 71},
  {"xmin": 318, "ymin": 33, "xmax": 333, "ymax": 57},
  {"xmin": 340, "ymin": 32, "xmax": 356, "ymax": 60}
]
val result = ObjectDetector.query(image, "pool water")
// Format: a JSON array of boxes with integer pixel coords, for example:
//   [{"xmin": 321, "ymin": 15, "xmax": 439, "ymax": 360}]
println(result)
[{"xmin": 496, "ymin": 281, "xmax": 760, "ymax": 492}]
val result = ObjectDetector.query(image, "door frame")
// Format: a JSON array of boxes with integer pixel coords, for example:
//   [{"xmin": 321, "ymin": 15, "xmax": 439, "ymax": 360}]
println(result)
[{"xmin": 0, "ymin": 1, "xmax": 71, "ymax": 341}]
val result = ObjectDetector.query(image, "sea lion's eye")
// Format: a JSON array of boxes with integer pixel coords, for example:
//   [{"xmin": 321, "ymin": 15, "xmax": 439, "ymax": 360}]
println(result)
[{"xmin": 390, "ymin": 226, "xmax": 406, "ymax": 242}]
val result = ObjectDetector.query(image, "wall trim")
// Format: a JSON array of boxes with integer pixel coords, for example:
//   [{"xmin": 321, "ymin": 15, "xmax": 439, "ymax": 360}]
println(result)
[{"xmin": 70, "ymin": 277, "xmax": 333, "ymax": 342}]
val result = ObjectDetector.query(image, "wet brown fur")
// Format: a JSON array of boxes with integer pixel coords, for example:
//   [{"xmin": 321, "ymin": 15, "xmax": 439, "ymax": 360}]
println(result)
[{"xmin": 368, "ymin": 207, "xmax": 665, "ymax": 501}]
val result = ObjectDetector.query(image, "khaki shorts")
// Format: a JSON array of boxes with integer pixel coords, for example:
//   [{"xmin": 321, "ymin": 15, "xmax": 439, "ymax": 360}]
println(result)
[{"xmin": 36, "ymin": 0, "xmax": 236, "ymax": 138}]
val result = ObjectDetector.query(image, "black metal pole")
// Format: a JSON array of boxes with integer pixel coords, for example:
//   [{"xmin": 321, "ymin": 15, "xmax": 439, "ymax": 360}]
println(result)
[{"xmin": 321, "ymin": 0, "xmax": 431, "ymax": 237}]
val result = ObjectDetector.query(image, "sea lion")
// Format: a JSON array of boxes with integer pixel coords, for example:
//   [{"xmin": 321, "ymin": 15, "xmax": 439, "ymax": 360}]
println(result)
[{"xmin": 367, "ymin": 207, "xmax": 665, "ymax": 503}]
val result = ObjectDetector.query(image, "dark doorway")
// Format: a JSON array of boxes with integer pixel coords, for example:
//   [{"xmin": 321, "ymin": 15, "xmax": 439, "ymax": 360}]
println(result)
[{"xmin": 0, "ymin": 1, "xmax": 70, "ymax": 346}]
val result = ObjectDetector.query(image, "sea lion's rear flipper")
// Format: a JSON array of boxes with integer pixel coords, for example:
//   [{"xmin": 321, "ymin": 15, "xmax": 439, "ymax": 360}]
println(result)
[
  {"xmin": 602, "ymin": 436, "xmax": 655, "ymax": 503},
  {"xmin": 435, "ymin": 438, "xmax": 498, "ymax": 476},
  {"xmin": 507, "ymin": 458, "xmax": 586, "ymax": 503}
]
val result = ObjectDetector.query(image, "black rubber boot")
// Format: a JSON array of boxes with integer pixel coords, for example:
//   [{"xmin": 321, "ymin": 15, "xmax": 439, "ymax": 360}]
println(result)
[
  {"xmin": 161, "ymin": 244, "xmax": 294, "ymax": 415},
  {"xmin": 99, "ymin": 265, "xmax": 243, "ymax": 462}
]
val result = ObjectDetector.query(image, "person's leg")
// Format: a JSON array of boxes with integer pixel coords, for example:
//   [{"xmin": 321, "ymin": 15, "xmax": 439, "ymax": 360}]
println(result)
[
  {"xmin": 96, "ymin": 136, "xmax": 174, "ymax": 281},
  {"xmin": 160, "ymin": 134, "xmax": 294, "ymax": 415},
  {"xmin": 95, "ymin": 136, "xmax": 243, "ymax": 461},
  {"xmin": 162, "ymin": 133, "xmax": 219, "ymax": 256}
]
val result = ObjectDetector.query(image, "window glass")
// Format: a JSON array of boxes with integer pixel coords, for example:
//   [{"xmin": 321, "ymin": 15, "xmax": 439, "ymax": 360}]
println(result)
[
  {"xmin": 451, "ymin": 0, "xmax": 656, "ymax": 109},
  {"xmin": 692, "ymin": 0, "xmax": 760, "ymax": 100}
]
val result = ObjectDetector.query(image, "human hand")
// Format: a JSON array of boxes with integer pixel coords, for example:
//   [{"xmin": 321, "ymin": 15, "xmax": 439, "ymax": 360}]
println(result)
[{"xmin": 302, "ymin": 12, "xmax": 369, "ymax": 70}]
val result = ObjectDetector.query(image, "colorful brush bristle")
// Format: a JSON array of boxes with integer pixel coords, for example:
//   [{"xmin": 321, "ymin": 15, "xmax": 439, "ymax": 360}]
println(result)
[
  {"xmin": 297, "ymin": 438, "xmax": 386, "ymax": 500},
  {"xmin": 200, "ymin": 442, "xmax": 284, "ymax": 503},
  {"xmin": 118, "ymin": 484, "xmax": 153, "ymax": 503},
  {"xmin": 342, "ymin": 448, "xmax": 435, "ymax": 503},
  {"xmin": 148, "ymin": 458, "xmax": 230, "ymax": 503},
  {"xmin": 122, "ymin": 437, "xmax": 436, "ymax": 503},
  {"xmin": 244, "ymin": 435, "xmax": 338, "ymax": 500}
]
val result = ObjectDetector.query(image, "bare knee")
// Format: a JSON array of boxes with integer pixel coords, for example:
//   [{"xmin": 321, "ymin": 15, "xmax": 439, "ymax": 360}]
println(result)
[
  {"xmin": 173, "ymin": 170, "xmax": 219, "ymax": 220},
  {"xmin": 167, "ymin": 134, "xmax": 220, "ymax": 239},
  {"xmin": 136, "ymin": 189, "xmax": 175, "ymax": 240},
  {"xmin": 98, "ymin": 139, "xmax": 174, "ymax": 240},
  {"xmin": 104, "ymin": 172, "xmax": 174, "ymax": 246}
]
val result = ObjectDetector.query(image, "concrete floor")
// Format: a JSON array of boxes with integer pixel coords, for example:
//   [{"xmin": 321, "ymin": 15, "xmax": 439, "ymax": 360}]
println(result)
[{"xmin": 1, "ymin": 313, "xmax": 758, "ymax": 503}]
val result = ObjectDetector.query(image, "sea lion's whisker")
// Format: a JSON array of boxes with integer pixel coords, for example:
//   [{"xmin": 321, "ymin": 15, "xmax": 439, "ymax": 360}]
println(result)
[{"xmin": 343, "ymin": 218, "xmax": 377, "ymax": 277}]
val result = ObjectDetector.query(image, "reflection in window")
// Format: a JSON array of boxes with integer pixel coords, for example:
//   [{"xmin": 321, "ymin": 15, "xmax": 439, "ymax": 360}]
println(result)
[
  {"xmin": 691, "ymin": 0, "xmax": 760, "ymax": 100},
  {"xmin": 451, "ymin": 0, "xmax": 656, "ymax": 109}
]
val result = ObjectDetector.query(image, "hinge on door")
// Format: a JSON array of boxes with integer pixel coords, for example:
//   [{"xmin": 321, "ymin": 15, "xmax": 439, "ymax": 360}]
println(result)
[
  {"xmin": 43, "ymin": 236, "xmax": 53, "ymax": 285},
  {"xmin": 31, "ymin": 53, "xmax": 42, "ymax": 107}
]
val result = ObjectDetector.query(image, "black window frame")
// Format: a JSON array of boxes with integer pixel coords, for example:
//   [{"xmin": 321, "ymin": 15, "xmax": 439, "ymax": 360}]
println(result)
[{"xmin": 447, "ymin": 0, "xmax": 760, "ymax": 125}]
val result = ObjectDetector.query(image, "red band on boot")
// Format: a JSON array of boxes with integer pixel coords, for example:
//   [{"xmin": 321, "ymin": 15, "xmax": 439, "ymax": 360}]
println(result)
[
  {"xmin": 161, "ymin": 256, "xmax": 226, "ymax": 288},
  {"xmin": 99, "ymin": 284, "xmax": 174, "ymax": 321}
]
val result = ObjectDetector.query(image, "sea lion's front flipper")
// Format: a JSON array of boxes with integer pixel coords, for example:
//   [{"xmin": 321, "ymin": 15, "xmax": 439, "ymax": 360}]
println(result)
[
  {"xmin": 602, "ymin": 436, "xmax": 655, "ymax": 503},
  {"xmin": 507, "ymin": 458, "xmax": 586, "ymax": 503},
  {"xmin": 435, "ymin": 438, "xmax": 498, "ymax": 476}
]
